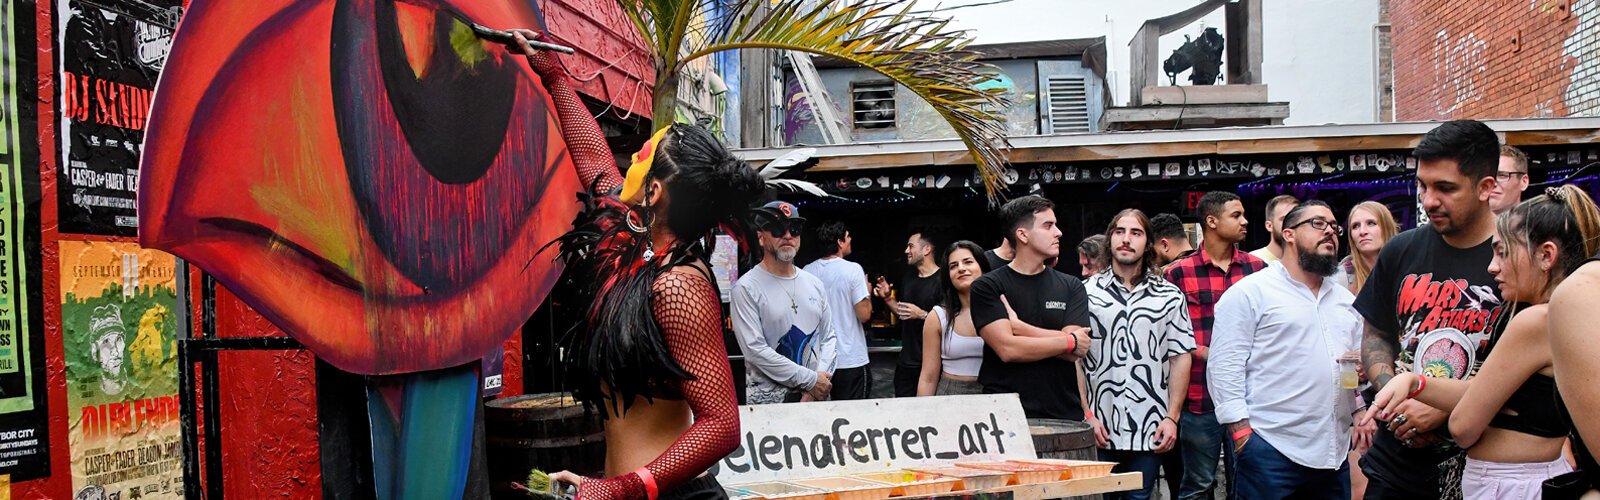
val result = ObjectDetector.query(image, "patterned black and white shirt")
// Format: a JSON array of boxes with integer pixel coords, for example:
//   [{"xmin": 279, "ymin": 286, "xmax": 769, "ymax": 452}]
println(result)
[{"xmin": 1083, "ymin": 269, "xmax": 1197, "ymax": 451}]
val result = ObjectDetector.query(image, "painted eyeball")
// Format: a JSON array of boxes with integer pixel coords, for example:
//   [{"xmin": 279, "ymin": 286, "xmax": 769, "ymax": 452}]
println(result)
[{"xmin": 139, "ymin": 0, "xmax": 579, "ymax": 374}]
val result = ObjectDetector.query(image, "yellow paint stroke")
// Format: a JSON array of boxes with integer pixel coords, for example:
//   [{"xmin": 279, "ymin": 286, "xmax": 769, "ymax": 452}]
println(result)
[{"xmin": 249, "ymin": 76, "xmax": 358, "ymax": 278}]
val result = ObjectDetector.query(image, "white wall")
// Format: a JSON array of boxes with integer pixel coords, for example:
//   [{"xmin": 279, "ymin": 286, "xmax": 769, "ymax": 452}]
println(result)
[{"xmin": 912, "ymin": 0, "xmax": 1381, "ymax": 125}]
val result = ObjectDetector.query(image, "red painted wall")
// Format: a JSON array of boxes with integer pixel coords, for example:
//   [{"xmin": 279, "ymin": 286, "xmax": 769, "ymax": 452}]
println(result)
[{"xmin": 14, "ymin": 0, "xmax": 651, "ymax": 496}]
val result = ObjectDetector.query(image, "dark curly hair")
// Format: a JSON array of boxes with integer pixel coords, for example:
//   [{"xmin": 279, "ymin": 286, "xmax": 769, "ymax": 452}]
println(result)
[{"xmin": 555, "ymin": 123, "xmax": 764, "ymax": 416}]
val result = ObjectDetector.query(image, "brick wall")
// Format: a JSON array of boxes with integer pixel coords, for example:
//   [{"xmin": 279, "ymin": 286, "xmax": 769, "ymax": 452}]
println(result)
[{"xmin": 1391, "ymin": 0, "xmax": 1592, "ymax": 120}]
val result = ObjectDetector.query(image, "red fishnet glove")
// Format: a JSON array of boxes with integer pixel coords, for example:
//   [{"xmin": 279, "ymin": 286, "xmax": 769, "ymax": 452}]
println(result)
[
  {"xmin": 513, "ymin": 30, "xmax": 622, "ymax": 193},
  {"xmin": 576, "ymin": 270, "xmax": 742, "ymax": 500}
]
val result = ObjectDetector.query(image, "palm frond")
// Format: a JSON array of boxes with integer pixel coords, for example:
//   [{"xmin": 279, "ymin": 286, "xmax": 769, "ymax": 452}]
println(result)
[{"xmin": 618, "ymin": 0, "xmax": 1015, "ymax": 203}]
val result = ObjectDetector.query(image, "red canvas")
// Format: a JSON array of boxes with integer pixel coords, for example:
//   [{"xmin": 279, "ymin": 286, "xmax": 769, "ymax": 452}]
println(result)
[{"xmin": 138, "ymin": 0, "xmax": 580, "ymax": 375}]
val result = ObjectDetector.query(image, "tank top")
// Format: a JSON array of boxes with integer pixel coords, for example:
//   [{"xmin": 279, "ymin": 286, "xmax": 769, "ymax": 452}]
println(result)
[
  {"xmin": 931, "ymin": 306, "xmax": 983, "ymax": 377},
  {"xmin": 1488, "ymin": 373, "xmax": 1568, "ymax": 437}
]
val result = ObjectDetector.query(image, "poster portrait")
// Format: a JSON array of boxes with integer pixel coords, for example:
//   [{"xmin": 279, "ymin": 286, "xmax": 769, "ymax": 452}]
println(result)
[
  {"xmin": 59, "ymin": 241, "xmax": 181, "ymax": 499},
  {"xmin": 55, "ymin": 0, "xmax": 181, "ymax": 236}
]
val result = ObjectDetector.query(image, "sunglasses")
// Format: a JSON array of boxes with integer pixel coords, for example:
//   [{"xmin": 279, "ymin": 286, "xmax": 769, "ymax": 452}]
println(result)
[{"xmin": 762, "ymin": 219, "xmax": 807, "ymax": 237}]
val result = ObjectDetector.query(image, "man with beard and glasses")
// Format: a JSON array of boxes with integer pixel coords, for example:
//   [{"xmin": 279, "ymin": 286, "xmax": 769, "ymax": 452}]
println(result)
[
  {"xmin": 732, "ymin": 201, "xmax": 839, "ymax": 404},
  {"xmin": 1356, "ymin": 120, "xmax": 1506, "ymax": 499},
  {"xmin": 1082, "ymin": 209, "xmax": 1197, "ymax": 500},
  {"xmin": 1250, "ymin": 195, "xmax": 1300, "ymax": 264},
  {"xmin": 875, "ymin": 231, "xmax": 944, "ymax": 397},
  {"xmin": 1210, "ymin": 201, "xmax": 1364, "ymax": 499}
]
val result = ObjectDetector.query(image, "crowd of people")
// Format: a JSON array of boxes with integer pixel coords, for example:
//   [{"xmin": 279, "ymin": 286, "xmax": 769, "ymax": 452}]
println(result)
[
  {"xmin": 722, "ymin": 120, "xmax": 1600, "ymax": 500},
  {"xmin": 517, "ymin": 31, "xmax": 1600, "ymax": 499}
]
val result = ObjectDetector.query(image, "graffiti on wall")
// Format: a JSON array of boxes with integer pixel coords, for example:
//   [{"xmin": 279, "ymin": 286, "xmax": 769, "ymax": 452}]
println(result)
[
  {"xmin": 1432, "ymin": 29, "xmax": 1488, "ymax": 117},
  {"xmin": 58, "ymin": 241, "xmax": 181, "ymax": 500}
]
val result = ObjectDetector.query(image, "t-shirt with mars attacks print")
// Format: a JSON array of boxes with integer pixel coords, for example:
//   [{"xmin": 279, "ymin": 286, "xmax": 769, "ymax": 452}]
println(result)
[
  {"xmin": 1352, "ymin": 224, "xmax": 1509, "ymax": 490},
  {"xmin": 1354, "ymin": 226, "xmax": 1507, "ymax": 380}
]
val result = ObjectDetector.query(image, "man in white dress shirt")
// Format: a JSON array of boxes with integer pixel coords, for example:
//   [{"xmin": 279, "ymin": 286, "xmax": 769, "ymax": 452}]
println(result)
[{"xmin": 1208, "ymin": 200, "xmax": 1364, "ymax": 499}]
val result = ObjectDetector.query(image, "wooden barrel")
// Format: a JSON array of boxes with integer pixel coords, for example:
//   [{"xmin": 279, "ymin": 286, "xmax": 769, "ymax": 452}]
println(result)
[
  {"xmin": 485, "ymin": 393, "xmax": 605, "ymax": 498},
  {"xmin": 1028, "ymin": 418, "xmax": 1102, "ymax": 500}
]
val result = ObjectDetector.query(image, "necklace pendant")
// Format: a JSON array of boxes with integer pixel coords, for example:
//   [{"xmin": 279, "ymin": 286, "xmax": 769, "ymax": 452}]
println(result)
[{"xmin": 642, "ymin": 248, "xmax": 655, "ymax": 261}]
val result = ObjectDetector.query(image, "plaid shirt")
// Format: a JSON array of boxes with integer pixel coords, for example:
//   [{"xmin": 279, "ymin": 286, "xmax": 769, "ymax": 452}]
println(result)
[{"xmin": 1164, "ymin": 248, "xmax": 1267, "ymax": 414}]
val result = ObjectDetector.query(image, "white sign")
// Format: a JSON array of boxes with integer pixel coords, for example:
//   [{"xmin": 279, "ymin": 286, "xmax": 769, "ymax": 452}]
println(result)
[{"xmin": 712, "ymin": 394, "xmax": 1037, "ymax": 483}]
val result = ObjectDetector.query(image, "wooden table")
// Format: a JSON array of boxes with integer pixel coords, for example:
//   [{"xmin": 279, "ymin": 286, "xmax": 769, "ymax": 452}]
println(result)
[{"xmin": 907, "ymin": 472, "xmax": 1141, "ymax": 500}]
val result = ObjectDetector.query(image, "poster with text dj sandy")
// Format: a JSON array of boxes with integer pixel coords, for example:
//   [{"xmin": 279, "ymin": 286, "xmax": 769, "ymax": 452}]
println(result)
[{"xmin": 58, "ymin": 240, "xmax": 182, "ymax": 499}]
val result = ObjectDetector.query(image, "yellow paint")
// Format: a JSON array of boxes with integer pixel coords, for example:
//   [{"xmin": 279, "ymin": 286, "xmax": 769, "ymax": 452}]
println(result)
[
  {"xmin": 448, "ymin": 19, "xmax": 488, "ymax": 71},
  {"xmin": 248, "ymin": 76, "xmax": 359, "ymax": 279}
]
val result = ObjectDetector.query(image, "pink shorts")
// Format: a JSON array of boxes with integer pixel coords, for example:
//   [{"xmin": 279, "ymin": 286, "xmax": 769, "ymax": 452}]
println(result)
[{"xmin": 1463, "ymin": 456, "xmax": 1573, "ymax": 500}]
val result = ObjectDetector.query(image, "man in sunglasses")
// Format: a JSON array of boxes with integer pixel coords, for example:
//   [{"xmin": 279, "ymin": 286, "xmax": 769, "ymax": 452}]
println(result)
[
  {"xmin": 731, "ymin": 201, "xmax": 839, "ymax": 404},
  {"xmin": 1210, "ymin": 200, "xmax": 1365, "ymax": 499},
  {"xmin": 1491, "ymin": 145, "xmax": 1530, "ymax": 216}
]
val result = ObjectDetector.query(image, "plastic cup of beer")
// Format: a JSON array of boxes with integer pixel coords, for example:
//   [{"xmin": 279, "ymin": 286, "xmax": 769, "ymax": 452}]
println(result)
[{"xmin": 1338, "ymin": 358, "xmax": 1360, "ymax": 389}]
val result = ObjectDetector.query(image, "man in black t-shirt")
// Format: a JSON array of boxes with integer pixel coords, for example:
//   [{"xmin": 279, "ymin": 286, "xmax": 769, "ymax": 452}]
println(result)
[
  {"xmin": 984, "ymin": 239, "xmax": 1013, "ymax": 270},
  {"xmin": 874, "ymin": 231, "xmax": 943, "ymax": 397},
  {"xmin": 969, "ymin": 195, "xmax": 1093, "ymax": 420},
  {"xmin": 1355, "ymin": 120, "xmax": 1508, "ymax": 499}
]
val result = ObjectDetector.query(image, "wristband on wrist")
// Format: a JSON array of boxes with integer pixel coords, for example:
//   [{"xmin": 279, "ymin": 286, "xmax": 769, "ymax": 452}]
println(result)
[
  {"xmin": 635, "ymin": 467, "xmax": 658, "ymax": 500},
  {"xmin": 1164, "ymin": 415, "xmax": 1179, "ymax": 425},
  {"xmin": 1407, "ymin": 376, "xmax": 1427, "ymax": 399},
  {"xmin": 1231, "ymin": 427, "xmax": 1252, "ymax": 441},
  {"xmin": 1066, "ymin": 334, "xmax": 1076, "ymax": 353}
]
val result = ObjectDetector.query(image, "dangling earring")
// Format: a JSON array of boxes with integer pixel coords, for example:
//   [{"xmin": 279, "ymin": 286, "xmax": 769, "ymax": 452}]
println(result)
[{"xmin": 629, "ymin": 195, "xmax": 656, "ymax": 261}]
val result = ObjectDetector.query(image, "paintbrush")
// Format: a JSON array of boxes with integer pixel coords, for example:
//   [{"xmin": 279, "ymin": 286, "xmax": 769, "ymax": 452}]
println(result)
[{"xmin": 468, "ymin": 21, "xmax": 576, "ymax": 54}]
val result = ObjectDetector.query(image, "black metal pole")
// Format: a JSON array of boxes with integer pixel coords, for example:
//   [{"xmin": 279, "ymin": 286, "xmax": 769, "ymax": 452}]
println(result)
[
  {"xmin": 201, "ymin": 273, "xmax": 223, "ymax": 499},
  {"xmin": 177, "ymin": 263, "xmax": 202, "ymax": 500}
]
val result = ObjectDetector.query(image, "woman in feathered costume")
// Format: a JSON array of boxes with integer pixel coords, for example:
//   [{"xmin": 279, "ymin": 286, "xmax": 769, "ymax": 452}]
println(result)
[{"xmin": 510, "ymin": 30, "xmax": 760, "ymax": 500}]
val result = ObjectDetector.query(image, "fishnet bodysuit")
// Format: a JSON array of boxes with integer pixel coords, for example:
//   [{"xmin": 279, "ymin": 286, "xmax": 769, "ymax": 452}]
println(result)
[
  {"xmin": 578, "ymin": 270, "xmax": 742, "ymax": 499},
  {"xmin": 526, "ymin": 44, "xmax": 623, "ymax": 193}
]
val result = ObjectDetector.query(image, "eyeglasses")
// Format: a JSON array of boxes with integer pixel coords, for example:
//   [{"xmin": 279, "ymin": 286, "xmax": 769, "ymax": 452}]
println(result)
[
  {"xmin": 1288, "ymin": 218, "xmax": 1344, "ymax": 235},
  {"xmin": 1496, "ymin": 171, "xmax": 1528, "ymax": 181},
  {"xmin": 762, "ymin": 219, "xmax": 806, "ymax": 237}
]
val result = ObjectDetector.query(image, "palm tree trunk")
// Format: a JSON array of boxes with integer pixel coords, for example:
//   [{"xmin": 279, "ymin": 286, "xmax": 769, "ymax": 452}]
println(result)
[{"xmin": 652, "ymin": 71, "xmax": 679, "ymax": 131}]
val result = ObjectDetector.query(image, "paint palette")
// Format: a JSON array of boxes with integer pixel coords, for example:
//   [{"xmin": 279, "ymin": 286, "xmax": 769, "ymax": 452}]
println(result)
[
  {"xmin": 1010, "ymin": 459, "xmax": 1117, "ymax": 479},
  {"xmin": 732, "ymin": 481, "xmax": 829, "ymax": 500},
  {"xmin": 906, "ymin": 467, "xmax": 1012, "ymax": 491},
  {"xmin": 953, "ymin": 461, "xmax": 1069, "ymax": 485},
  {"xmin": 787, "ymin": 476, "xmax": 897, "ymax": 500},
  {"xmin": 850, "ymin": 471, "xmax": 960, "ymax": 497}
]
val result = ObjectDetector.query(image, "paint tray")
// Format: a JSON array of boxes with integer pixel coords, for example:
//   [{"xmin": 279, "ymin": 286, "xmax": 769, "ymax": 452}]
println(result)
[
  {"xmin": 1009, "ymin": 459, "xmax": 1117, "ymax": 479},
  {"xmin": 732, "ymin": 481, "xmax": 829, "ymax": 500},
  {"xmin": 908, "ymin": 466, "xmax": 1012, "ymax": 491},
  {"xmin": 850, "ymin": 471, "xmax": 960, "ymax": 497},
  {"xmin": 724, "ymin": 486, "xmax": 763, "ymax": 500},
  {"xmin": 787, "ymin": 476, "xmax": 896, "ymax": 500},
  {"xmin": 953, "ymin": 461, "xmax": 1069, "ymax": 485}
]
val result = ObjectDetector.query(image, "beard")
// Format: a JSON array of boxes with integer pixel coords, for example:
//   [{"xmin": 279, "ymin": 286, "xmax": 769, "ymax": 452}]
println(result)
[
  {"xmin": 774, "ymin": 247, "xmax": 798, "ymax": 263},
  {"xmin": 1271, "ymin": 230, "xmax": 1286, "ymax": 247},
  {"xmin": 1297, "ymin": 243, "xmax": 1338, "ymax": 277}
]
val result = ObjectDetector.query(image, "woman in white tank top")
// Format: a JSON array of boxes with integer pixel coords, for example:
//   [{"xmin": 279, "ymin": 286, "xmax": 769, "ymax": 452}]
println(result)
[{"xmin": 918, "ymin": 241, "xmax": 989, "ymax": 396}]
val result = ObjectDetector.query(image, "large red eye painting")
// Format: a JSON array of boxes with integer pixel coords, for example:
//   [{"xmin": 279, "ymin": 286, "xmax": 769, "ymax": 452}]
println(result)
[{"xmin": 138, "ymin": 0, "xmax": 579, "ymax": 375}]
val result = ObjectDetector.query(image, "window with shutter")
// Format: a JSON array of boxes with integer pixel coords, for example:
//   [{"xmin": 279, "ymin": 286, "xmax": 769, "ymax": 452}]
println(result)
[
  {"xmin": 1045, "ymin": 75, "xmax": 1091, "ymax": 133},
  {"xmin": 851, "ymin": 81, "xmax": 896, "ymax": 129}
]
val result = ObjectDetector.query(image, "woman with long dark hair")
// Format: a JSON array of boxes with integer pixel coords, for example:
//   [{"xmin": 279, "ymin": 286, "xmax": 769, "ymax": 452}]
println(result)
[
  {"xmin": 1364, "ymin": 185, "xmax": 1600, "ymax": 499},
  {"xmin": 916, "ymin": 240, "xmax": 991, "ymax": 396},
  {"xmin": 511, "ymin": 31, "xmax": 762, "ymax": 500}
]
